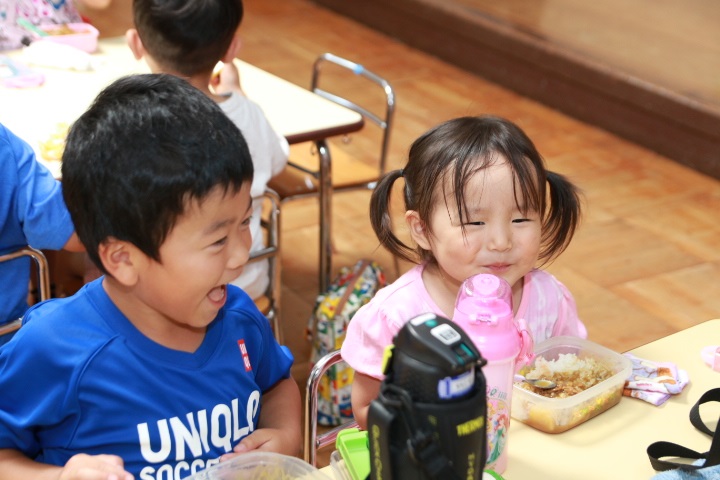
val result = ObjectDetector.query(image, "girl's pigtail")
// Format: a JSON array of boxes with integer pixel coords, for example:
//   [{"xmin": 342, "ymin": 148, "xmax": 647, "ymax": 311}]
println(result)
[
  {"xmin": 370, "ymin": 169, "xmax": 416, "ymax": 264},
  {"xmin": 541, "ymin": 171, "xmax": 582, "ymax": 264}
]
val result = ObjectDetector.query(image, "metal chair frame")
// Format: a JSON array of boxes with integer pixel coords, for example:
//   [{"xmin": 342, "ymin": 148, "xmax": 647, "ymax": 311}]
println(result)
[
  {"xmin": 0, "ymin": 246, "xmax": 51, "ymax": 336},
  {"xmin": 287, "ymin": 53, "xmax": 395, "ymax": 193},
  {"xmin": 269, "ymin": 52, "xmax": 395, "ymax": 292},
  {"xmin": 247, "ymin": 188, "xmax": 283, "ymax": 343},
  {"xmin": 304, "ymin": 349, "xmax": 359, "ymax": 466}
]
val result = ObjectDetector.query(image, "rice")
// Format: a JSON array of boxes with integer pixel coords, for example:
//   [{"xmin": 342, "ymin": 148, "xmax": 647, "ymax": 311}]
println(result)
[{"xmin": 520, "ymin": 353, "xmax": 614, "ymax": 398}]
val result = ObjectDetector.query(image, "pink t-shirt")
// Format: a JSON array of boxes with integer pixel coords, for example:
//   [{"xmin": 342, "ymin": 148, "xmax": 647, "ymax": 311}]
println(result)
[{"xmin": 341, "ymin": 264, "xmax": 587, "ymax": 379}]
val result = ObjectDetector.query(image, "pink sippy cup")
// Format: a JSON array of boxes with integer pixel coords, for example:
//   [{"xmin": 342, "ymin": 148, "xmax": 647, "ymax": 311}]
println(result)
[{"xmin": 453, "ymin": 274, "xmax": 533, "ymax": 474}]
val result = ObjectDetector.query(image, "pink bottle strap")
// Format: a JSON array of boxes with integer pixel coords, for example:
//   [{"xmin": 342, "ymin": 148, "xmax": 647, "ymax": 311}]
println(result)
[{"xmin": 514, "ymin": 318, "xmax": 534, "ymax": 371}]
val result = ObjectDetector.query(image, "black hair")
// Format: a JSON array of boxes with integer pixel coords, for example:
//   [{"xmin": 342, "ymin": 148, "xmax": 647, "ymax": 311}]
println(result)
[
  {"xmin": 370, "ymin": 115, "xmax": 582, "ymax": 266},
  {"xmin": 133, "ymin": 0, "xmax": 244, "ymax": 76},
  {"xmin": 61, "ymin": 73, "xmax": 253, "ymax": 275}
]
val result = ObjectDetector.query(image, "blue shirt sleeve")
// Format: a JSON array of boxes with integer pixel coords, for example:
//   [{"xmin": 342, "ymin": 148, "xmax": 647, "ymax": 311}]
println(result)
[{"xmin": 0, "ymin": 123, "xmax": 74, "ymax": 251}]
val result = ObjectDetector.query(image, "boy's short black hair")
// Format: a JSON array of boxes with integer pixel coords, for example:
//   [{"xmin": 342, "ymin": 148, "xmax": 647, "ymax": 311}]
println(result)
[
  {"xmin": 61, "ymin": 73, "xmax": 253, "ymax": 275},
  {"xmin": 133, "ymin": 0, "xmax": 244, "ymax": 76}
]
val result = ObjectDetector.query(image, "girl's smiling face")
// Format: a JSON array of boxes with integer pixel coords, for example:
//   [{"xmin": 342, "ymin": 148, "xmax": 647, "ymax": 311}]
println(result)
[
  {"xmin": 411, "ymin": 158, "xmax": 542, "ymax": 296},
  {"xmin": 106, "ymin": 181, "xmax": 253, "ymax": 350}
]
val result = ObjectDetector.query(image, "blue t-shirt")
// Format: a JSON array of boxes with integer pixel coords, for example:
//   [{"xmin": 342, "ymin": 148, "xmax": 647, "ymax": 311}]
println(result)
[
  {"xmin": 0, "ymin": 280, "xmax": 293, "ymax": 479},
  {"xmin": 0, "ymin": 123, "xmax": 74, "ymax": 325}
]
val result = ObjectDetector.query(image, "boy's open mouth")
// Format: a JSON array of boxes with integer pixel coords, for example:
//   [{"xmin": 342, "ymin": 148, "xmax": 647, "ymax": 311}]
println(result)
[{"xmin": 208, "ymin": 285, "xmax": 227, "ymax": 304}]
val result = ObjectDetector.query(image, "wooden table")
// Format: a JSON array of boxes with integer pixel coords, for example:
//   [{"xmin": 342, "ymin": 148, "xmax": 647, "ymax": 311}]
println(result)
[{"xmin": 0, "ymin": 37, "xmax": 364, "ymax": 289}]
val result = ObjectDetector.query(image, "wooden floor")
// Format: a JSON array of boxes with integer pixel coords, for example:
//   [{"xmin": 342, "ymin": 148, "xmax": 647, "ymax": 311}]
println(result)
[
  {"xmin": 237, "ymin": 0, "xmax": 720, "ymax": 384},
  {"xmin": 312, "ymin": 0, "xmax": 720, "ymax": 179}
]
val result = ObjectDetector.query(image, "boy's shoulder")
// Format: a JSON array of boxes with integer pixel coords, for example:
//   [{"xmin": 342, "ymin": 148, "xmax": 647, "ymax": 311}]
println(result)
[
  {"xmin": 6, "ymin": 280, "xmax": 119, "ymax": 377},
  {"xmin": 23, "ymin": 279, "xmax": 104, "ymax": 327},
  {"xmin": 221, "ymin": 285, "xmax": 271, "ymax": 328},
  {"xmin": 216, "ymin": 92, "xmax": 276, "ymax": 132}
]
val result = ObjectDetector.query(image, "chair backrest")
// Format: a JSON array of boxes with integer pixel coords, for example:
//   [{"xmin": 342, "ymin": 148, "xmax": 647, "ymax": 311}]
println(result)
[
  {"xmin": 304, "ymin": 349, "xmax": 359, "ymax": 466},
  {"xmin": 311, "ymin": 52, "xmax": 396, "ymax": 189},
  {"xmin": 247, "ymin": 188, "xmax": 282, "ymax": 343},
  {"xmin": 0, "ymin": 246, "xmax": 51, "ymax": 336}
]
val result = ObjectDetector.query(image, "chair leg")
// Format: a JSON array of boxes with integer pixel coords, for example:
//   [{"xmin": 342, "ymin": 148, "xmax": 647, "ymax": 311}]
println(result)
[
  {"xmin": 317, "ymin": 139, "xmax": 333, "ymax": 292},
  {"xmin": 304, "ymin": 350, "xmax": 341, "ymax": 465},
  {"xmin": 304, "ymin": 350, "xmax": 358, "ymax": 466}
]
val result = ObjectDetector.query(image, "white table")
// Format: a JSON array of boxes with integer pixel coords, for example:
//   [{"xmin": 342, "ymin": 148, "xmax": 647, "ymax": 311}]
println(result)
[
  {"xmin": 0, "ymin": 37, "xmax": 364, "ymax": 288},
  {"xmin": 502, "ymin": 319, "xmax": 720, "ymax": 479},
  {"xmin": 319, "ymin": 320, "xmax": 720, "ymax": 479}
]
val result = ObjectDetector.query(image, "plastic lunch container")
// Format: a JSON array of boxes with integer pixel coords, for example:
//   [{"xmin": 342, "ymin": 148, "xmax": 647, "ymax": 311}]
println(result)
[
  {"xmin": 38, "ymin": 22, "xmax": 99, "ymax": 53},
  {"xmin": 511, "ymin": 336, "xmax": 632, "ymax": 433},
  {"xmin": 182, "ymin": 451, "xmax": 332, "ymax": 480}
]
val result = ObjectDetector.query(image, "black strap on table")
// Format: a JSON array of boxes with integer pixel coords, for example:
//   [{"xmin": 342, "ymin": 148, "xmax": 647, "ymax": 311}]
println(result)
[{"xmin": 647, "ymin": 387, "xmax": 720, "ymax": 472}]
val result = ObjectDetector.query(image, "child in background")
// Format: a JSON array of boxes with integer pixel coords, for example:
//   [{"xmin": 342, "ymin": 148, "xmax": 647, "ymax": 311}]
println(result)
[
  {"xmin": 0, "ymin": 74, "xmax": 301, "ymax": 479},
  {"xmin": 125, "ymin": 0, "xmax": 288, "ymax": 301},
  {"xmin": 0, "ymin": 122, "xmax": 83, "ymax": 347},
  {"xmin": 342, "ymin": 115, "xmax": 586, "ymax": 429}
]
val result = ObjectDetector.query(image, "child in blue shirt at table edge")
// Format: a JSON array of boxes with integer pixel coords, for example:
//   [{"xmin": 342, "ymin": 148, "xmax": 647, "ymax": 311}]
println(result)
[{"xmin": 0, "ymin": 74, "xmax": 301, "ymax": 480}]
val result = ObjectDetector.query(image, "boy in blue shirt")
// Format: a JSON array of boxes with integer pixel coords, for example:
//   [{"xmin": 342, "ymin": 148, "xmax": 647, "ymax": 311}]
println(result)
[
  {"xmin": 0, "ymin": 73, "xmax": 301, "ymax": 480},
  {"xmin": 0, "ymin": 123, "xmax": 84, "ymax": 346}
]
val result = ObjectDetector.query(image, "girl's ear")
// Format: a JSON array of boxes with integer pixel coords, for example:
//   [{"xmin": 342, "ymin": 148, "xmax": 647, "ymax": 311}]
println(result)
[
  {"xmin": 125, "ymin": 28, "xmax": 145, "ymax": 60},
  {"xmin": 97, "ymin": 238, "xmax": 145, "ymax": 287},
  {"xmin": 406, "ymin": 210, "xmax": 431, "ymax": 250}
]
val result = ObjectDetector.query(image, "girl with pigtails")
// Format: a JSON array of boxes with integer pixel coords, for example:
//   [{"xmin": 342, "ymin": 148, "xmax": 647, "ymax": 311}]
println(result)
[{"xmin": 341, "ymin": 115, "xmax": 586, "ymax": 429}]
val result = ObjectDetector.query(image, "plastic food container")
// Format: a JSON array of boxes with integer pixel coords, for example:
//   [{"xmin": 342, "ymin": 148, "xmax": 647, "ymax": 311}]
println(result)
[
  {"xmin": 38, "ymin": 22, "xmax": 99, "ymax": 53},
  {"xmin": 182, "ymin": 451, "xmax": 332, "ymax": 480},
  {"xmin": 511, "ymin": 336, "xmax": 632, "ymax": 433},
  {"xmin": 330, "ymin": 450, "xmax": 352, "ymax": 480}
]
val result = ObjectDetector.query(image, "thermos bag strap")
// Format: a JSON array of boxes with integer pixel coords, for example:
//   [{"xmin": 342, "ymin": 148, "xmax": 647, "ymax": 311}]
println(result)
[
  {"xmin": 647, "ymin": 388, "xmax": 720, "ymax": 471},
  {"xmin": 368, "ymin": 394, "xmax": 397, "ymax": 480},
  {"xmin": 370, "ymin": 382, "xmax": 488, "ymax": 480},
  {"xmin": 369, "ymin": 384, "xmax": 463, "ymax": 480}
]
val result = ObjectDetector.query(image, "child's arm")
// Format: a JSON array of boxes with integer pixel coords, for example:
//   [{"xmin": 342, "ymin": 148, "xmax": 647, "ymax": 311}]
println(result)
[
  {"xmin": 210, "ymin": 61, "xmax": 244, "ymax": 96},
  {"xmin": 222, "ymin": 377, "xmax": 302, "ymax": 459},
  {"xmin": 0, "ymin": 449, "xmax": 132, "ymax": 480},
  {"xmin": 350, "ymin": 373, "xmax": 382, "ymax": 430},
  {"xmin": 63, "ymin": 232, "xmax": 85, "ymax": 252}
]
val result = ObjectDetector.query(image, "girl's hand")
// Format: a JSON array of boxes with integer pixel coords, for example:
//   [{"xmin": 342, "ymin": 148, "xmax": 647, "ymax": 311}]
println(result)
[
  {"xmin": 210, "ymin": 61, "xmax": 244, "ymax": 96},
  {"xmin": 219, "ymin": 427, "xmax": 299, "ymax": 462},
  {"xmin": 59, "ymin": 453, "xmax": 134, "ymax": 480}
]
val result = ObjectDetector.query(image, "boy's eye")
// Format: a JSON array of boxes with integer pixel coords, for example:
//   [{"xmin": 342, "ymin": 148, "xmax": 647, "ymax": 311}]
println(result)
[
  {"xmin": 465, "ymin": 221, "xmax": 485, "ymax": 226},
  {"xmin": 512, "ymin": 218, "xmax": 531, "ymax": 223},
  {"xmin": 213, "ymin": 236, "xmax": 228, "ymax": 247},
  {"xmin": 241, "ymin": 215, "xmax": 252, "ymax": 227}
]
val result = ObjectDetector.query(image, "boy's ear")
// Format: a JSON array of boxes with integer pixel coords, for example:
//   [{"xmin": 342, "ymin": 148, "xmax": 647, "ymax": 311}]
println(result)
[
  {"xmin": 405, "ymin": 210, "xmax": 431, "ymax": 250},
  {"xmin": 98, "ymin": 237, "xmax": 145, "ymax": 287},
  {"xmin": 221, "ymin": 35, "xmax": 242, "ymax": 63},
  {"xmin": 125, "ymin": 28, "xmax": 145, "ymax": 60}
]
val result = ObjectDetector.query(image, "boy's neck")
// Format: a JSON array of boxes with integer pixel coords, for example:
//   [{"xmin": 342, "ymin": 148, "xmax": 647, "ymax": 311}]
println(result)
[
  {"xmin": 101, "ymin": 277, "xmax": 207, "ymax": 353},
  {"xmin": 148, "ymin": 61, "xmax": 227, "ymax": 103}
]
